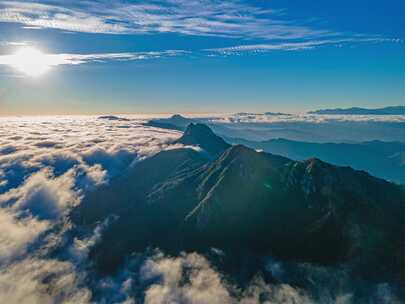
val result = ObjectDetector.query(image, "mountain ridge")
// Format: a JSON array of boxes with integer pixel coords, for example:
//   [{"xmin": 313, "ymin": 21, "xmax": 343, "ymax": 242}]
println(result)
[
  {"xmin": 73, "ymin": 124, "xmax": 405, "ymax": 281},
  {"xmin": 225, "ymin": 136, "xmax": 405, "ymax": 184}
]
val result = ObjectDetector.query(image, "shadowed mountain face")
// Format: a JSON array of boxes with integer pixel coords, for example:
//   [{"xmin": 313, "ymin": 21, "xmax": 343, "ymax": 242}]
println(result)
[{"xmin": 73, "ymin": 124, "xmax": 405, "ymax": 283}]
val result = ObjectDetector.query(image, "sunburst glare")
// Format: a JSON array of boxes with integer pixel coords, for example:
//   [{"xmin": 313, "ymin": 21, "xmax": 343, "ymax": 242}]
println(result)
[{"xmin": 9, "ymin": 46, "xmax": 52, "ymax": 77}]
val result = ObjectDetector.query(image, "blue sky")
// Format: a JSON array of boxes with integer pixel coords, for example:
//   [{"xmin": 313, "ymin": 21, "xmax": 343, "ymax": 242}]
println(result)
[{"xmin": 0, "ymin": 0, "xmax": 404, "ymax": 114}]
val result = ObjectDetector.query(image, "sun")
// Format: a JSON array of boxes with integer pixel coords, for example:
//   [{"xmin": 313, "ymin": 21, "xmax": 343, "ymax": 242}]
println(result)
[{"xmin": 10, "ymin": 46, "xmax": 52, "ymax": 77}]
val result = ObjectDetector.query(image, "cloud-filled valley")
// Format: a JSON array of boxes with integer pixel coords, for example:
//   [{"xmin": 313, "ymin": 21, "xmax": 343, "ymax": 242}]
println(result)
[{"xmin": 0, "ymin": 115, "xmax": 405, "ymax": 303}]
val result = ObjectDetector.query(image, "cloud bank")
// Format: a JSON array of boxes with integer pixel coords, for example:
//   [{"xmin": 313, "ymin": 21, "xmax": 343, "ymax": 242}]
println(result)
[
  {"xmin": 216, "ymin": 112, "xmax": 405, "ymax": 124},
  {"xmin": 204, "ymin": 113, "xmax": 405, "ymax": 142}
]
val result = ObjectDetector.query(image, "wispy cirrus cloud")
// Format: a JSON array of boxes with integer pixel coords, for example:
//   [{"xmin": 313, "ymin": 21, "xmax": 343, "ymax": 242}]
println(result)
[
  {"xmin": 58, "ymin": 50, "xmax": 187, "ymax": 64},
  {"xmin": 0, "ymin": 1, "xmax": 126, "ymax": 34},
  {"xmin": 0, "ymin": 0, "xmax": 400, "ymax": 75},
  {"xmin": 207, "ymin": 37, "xmax": 402, "ymax": 54},
  {"xmin": 0, "ymin": 0, "xmax": 397, "ymax": 62},
  {"xmin": 0, "ymin": 0, "xmax": 334, "ymax": 40}
]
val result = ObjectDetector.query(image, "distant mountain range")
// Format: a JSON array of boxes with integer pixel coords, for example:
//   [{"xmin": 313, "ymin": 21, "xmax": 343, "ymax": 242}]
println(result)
[
  {"xmin": 308, "ymin": 106, "xmax": 405, "ymax": 115},
  {"xmin": 236, "ymin": 112, "xmax": 292, "ymax": 116},
  {"xmin": 145, "ymin": 115, "xmax": 405, "ymax": 183},
  {"xmin": 73, "ymin": 123, "xmax": 405, "ymax": 283},
  {"xmin": 225, "ymin": 137, "xmax": 405, "ymax": 184},
  {"xmin": 98, "ymin": 115, "xmax": 130, "ymax": 121}
]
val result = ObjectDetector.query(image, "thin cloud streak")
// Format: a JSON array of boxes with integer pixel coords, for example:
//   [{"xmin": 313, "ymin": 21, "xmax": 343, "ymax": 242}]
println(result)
[
  {"xmin": 0, "ymin": 49, "xmax": 187, "ymax": 68},
  {"xmin": 207, "ymin": 38, "xmax": 401, "ymax": 54},
  {"xmin": 0, "ymin": 41, "xmax": 27, "ymax": 46},
  {"xmin": 0, "ymin": 36, "xmax": 397, "ymax": 72}
]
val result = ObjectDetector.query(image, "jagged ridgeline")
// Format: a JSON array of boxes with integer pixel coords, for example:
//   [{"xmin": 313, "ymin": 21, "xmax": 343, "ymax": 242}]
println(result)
[{"xmin": 72, "ymin": 123, "xmax": 405, "ymax": 282}]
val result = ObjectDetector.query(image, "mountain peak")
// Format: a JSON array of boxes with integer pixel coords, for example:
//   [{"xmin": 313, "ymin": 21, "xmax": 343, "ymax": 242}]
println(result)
[
  {"xmin": 217, "ymin": 144, "xmax": 292, "ymax": 170},
  {"xmin": 167, "ymin": 114, "xmax": 192, "ymax": 124},
  {"xmin": 219, "ymin": 144, "xmax": 257, "ymax": 161},
  {"xmin": 176, "ymin": 123, "xmax": 230, "ymax": 157},
  {"xmin": 184, "ymin": 122, "xmax": 211, "ymax": 134},
  {"xmin": 170, "ymin": 114, "xmax": 187, "ymax": 120}
]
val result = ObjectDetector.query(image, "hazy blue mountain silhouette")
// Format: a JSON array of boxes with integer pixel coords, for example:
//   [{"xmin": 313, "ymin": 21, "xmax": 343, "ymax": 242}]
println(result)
[
  {"xmin": 145, "ymin": 114, "xmax": 196, "ymax": 131},
  {"xmin": 309, "ymin": 106, "xmax": 405, "ymax": 115}
]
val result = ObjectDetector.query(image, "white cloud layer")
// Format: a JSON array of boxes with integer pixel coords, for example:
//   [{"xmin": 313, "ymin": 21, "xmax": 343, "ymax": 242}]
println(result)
[
  {"xmin": 141, "ymin": 252, "xmax": 232, "ymax": 304},
  {"xmin": 205, "ymin": 112, "xmax": 405, "ymax": 142},
  {"xmin": 0, "ymin": 258, "xmax": 91, "ymax": 304},
  {"xmin": 216, "ymin": 112, "xmax": 405, "ymax": 124},
  {"xmin": 0, "ymin": 210, "xmax": 48, "ymax": 263},
  {"xmin": 0, "ymin": 115, "xmax": 183, "ymax": 191}
]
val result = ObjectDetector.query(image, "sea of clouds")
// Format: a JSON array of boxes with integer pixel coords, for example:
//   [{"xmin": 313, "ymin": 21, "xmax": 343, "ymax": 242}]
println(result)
[
  {"xmin": 208, "ymin": 113, "xmax": 405, "ymax": 142},
  {"xmin": 0, "ymin": 115, "xmax": 404, "ymax": 303}
]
